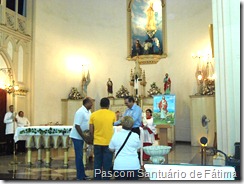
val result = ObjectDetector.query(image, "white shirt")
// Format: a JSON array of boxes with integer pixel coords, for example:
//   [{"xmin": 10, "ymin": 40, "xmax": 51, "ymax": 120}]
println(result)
[
  {"xmin": 109, "ymin": 129, "xmax": 140, "ymax": 170},
  {"xmin": 16, "ymin": 115, "xmax": 30, "ymax": 127},
  {"xmin": 4, "ymin": 111, "xmax": 17, "ymax": 134},
  {"xmin": 69, "ymin": 105, "xmax": 91, "ymax": 140},
  {"xmin": 142, "ymin": 117, "xmax": 156, "ymax": 143}
]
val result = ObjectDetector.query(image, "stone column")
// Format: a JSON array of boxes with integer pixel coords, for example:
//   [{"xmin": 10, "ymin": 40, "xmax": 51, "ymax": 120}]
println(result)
[{"xmin": 212, "ymin": 0, "xmax": 240, "ymax": 157}]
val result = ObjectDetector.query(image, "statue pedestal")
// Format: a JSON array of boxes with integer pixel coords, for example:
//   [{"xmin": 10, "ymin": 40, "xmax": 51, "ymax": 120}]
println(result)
[
  {"xmin": 61, "ymin": 99, "xmax": 83, "ymax": 125},
  {"xmin": 61, "ymin": 99, "xmax": 95, "ymax": 125},
  {"xmin": 156, "ymin": 124, "xmax": 172, "ymax": 164}
]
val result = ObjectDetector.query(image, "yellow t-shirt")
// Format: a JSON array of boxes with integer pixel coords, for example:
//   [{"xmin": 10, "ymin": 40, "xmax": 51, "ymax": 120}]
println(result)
[{"xmin": 89, "ymin": 109, "xmax": 116, "ymax": 145}]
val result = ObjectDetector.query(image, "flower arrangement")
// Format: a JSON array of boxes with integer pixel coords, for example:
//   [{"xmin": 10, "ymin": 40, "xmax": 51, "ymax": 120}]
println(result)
[{"xmin": 19, "ymin": 127, "xmax": 72, "ymax": 135}]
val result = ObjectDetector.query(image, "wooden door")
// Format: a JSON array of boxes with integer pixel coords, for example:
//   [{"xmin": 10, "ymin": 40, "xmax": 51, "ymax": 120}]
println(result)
[{"xmin": 0, "ymin": 89, "xmax": 7, "ymax": 142}]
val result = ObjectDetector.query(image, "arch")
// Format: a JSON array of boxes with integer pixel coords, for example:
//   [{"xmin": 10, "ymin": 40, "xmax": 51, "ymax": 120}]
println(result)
[
  {"xmin": 0, "ymin": 49, "xmax": 16, "ymax": 80},
  {"xmin": 4, "ymin": 36, "xmax": 16, "ymax": 61},
  {"xmin": 16, "ymin": 40, "xmax": 27, "ymax": 83},
  {"xmin": 16, "ymin": 40, "xmax": 27, "ymax": 51}
]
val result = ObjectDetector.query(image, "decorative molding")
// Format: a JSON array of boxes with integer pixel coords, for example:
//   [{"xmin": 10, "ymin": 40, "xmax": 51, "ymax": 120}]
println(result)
[{"xmin": 15, "ymin": 88, "xmax": 28, "ymax": 96}]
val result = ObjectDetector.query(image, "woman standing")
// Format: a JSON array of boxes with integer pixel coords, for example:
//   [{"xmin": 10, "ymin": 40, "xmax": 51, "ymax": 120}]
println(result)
[{"xmin": 109, "ymin": 116, "xmax": 140, "ymax": 180}]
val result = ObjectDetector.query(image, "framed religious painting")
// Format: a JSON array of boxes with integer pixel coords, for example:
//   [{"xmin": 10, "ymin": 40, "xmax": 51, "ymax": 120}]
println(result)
[
  {"xmin": 127, "ymin": 0, "xmax": 167, "ymax": 64},
  {"xmin": 152, "ymin": 94, "xmax": 176, "ymax": 125}
]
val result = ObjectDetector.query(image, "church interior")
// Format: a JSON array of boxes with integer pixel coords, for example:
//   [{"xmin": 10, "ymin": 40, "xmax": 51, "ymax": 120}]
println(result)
[{"xmin": 0, "ymin": 0, "xmax": 240, "ymax": 181}]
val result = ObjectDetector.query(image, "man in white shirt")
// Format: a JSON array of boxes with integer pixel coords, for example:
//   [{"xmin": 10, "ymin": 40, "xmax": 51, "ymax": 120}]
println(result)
[
  {"xmin": 16, "ymin": 111, "xmax": 30, "ymax": 127},
  {"xmin": 4, "ymin": 105, "xmax": 17, "ymax": 155},
  {"xmin": 69, "ymin": 97, "xmax": 93, "ymax": 180},
  {"xmin": 16, "ymin": 111, "xmax": 30, "ymax": 153}
]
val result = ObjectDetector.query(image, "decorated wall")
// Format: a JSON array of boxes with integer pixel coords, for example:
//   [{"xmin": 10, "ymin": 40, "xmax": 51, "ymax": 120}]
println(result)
[{"xmin": 32, "ymin": 0, "xmax": 213, "ymax": 141}]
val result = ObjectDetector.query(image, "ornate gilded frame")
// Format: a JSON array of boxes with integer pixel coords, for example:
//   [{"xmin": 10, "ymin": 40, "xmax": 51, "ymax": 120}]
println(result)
[{"xmin": 127, "ymin": 0, "xmax": 167, "ymax": 64}]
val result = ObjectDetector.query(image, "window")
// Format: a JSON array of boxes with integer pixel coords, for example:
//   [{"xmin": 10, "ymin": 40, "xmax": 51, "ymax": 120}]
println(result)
[
  {"xmin": 6, "ymin": 0, "xmax": 15, "ymax": 11},
  {"xmin": 18, "ymin": 0, "xmax": 26, "ymax": 16},
  {"xmin": 6, "ymin": 0, "xmax": 26, "ymax": 16}
]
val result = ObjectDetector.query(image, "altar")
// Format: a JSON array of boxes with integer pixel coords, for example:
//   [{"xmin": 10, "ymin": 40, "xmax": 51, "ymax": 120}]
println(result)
[
  {"xmin": 13, "ymin": 124, "xmax": 146, "ymax": 168},
  {"xmin": 14, "ymin": 126, "xmax": 72, "ymax": 167}
]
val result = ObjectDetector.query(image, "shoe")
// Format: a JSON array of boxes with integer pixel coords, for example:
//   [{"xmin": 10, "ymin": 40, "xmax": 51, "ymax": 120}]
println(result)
[{"xmin": 85, "ymin": 175, "xmax": 91, "ymax": 180}]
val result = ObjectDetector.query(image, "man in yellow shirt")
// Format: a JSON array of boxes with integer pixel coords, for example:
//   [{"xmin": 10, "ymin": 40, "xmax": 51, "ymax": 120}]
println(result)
[{"xmin": 89, "ymin": 97, "xmax": 116, "ymax": 180}]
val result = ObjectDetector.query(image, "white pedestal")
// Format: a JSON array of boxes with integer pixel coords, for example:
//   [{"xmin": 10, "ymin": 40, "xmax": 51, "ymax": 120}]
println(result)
[
  {"xmin": 61, "ymin": 99, "xmax": 83, "ymax": 125},
  {"xmin": 189, "ymin": 95, "xmax": 216, "ymax": 146}
]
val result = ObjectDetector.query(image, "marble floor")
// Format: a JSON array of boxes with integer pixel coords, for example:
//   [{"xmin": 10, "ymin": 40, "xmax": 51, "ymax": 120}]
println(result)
[{"xmin": 0, "ymin": 142, "xmax": 212, "ymax": 181}]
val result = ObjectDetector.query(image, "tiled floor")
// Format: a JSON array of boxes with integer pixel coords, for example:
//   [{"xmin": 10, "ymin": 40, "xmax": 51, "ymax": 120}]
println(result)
[{"xmin": 0, "ymin": 142, "xmax": 212, "ymax": 181}]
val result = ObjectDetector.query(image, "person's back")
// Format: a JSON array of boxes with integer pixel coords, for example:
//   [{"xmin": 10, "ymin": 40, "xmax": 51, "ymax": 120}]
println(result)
[
  {"xmin": 90, "ymin": 109, "xmax": 115, "ymax": 145},
  {"xmin": 110, "ymin": 129, "xmax": 140, "ymax": 170},
  {"xmin": 89, "ymin": 97, "xmax": 116, "ymax": 180},
  {"xmin": 109, "ymin": 116, "xmax": 141, "ymax": 180}
]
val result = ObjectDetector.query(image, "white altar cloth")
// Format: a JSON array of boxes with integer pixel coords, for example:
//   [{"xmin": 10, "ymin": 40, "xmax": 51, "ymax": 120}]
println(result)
[
  {"xmin": 14, "ymin": 126, "xmax": 72, "ymax": 143},
  {"xmin": 14, "ymin": 126, "xmax": 72, "ymax": 167}
]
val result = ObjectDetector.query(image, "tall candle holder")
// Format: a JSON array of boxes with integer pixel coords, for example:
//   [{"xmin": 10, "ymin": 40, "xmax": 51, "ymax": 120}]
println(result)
[{"xmin": 192, "ymin": 52, "xmax": 215, "ymax": 95}]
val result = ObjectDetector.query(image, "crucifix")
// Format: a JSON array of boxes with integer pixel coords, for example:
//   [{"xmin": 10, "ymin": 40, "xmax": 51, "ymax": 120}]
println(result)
[{"xmin": 133, "ymin": 57, "xmax": 142, "ymax": 97}]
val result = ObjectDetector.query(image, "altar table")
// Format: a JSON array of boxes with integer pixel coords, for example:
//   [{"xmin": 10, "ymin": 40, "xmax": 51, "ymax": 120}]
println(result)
[
  {"xmin": 14, "ymin": 126, "xmax": 145, "ymax": 167},
  {"xmin": 14, "ymin": 126, "xmax": 72, "ymax": 167}
]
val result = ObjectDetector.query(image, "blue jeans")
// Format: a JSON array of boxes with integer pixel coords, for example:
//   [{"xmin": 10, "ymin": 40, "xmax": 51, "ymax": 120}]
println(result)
[
  {"xmin": 93, "ymin": 145, "xmax": 113, "ymax": 180},
  {"xmin": 72, "ymin": 138, "xmax": 85, "ymax": 180}
]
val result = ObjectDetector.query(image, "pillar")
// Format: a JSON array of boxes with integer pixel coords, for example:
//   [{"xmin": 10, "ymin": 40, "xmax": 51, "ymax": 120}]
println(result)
[{"xmin": 212, "ymin": 0, "xmax": 240, "ymax": 156}]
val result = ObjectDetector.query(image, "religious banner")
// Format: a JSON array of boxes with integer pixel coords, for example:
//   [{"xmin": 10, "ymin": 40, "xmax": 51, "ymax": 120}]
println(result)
[
  {"xmin": 153, "ymin": 94, "xmax": 176, "ymax": 125},
  {"xmin": 127, "ymin": 0, "xmax": 167, "ymax": 64}
]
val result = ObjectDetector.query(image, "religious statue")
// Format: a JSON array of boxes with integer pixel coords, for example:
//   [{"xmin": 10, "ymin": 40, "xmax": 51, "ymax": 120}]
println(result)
[
  {"xmin": 145, "ymin": 2, "xmax": 157, "ymax": 38},
  {"xmin": 163, "ymin": 73, "xmax": 171, "ymax": 95},
  {"xmin": 81, "ymin": 70, "xmax": 91, "ymax": 98},
  {"xmin": 107, "ymin": 78, "xmax": 113, "ymax": 97}
]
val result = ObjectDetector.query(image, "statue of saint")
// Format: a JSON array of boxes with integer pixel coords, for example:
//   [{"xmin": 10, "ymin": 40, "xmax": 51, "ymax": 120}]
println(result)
[
  {"xmin": 81, "ymin": 71, "xmax": 91, "ymax": 98},
  {"xmin": 163, "ymin": 73, "xmax": 171, "ymax": 94},
  {"xmin": 146, "ymin": 2, "xmax": 157, "ymax": 31},
  {"xmin": 107, "ymin": 78, "xmax": 113, "ymax": 97}
]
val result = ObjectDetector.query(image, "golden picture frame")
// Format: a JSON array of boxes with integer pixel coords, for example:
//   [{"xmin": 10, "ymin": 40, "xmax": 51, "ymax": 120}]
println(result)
[{"xmin": 126, "ymin": 0, "xmax": 167, "ymax": 64}]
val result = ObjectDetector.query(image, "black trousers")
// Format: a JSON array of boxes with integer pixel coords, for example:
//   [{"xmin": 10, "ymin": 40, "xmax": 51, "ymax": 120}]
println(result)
[{"xmin": 6, "ymin": 134, "xmax": 14, "ymax": 155}]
